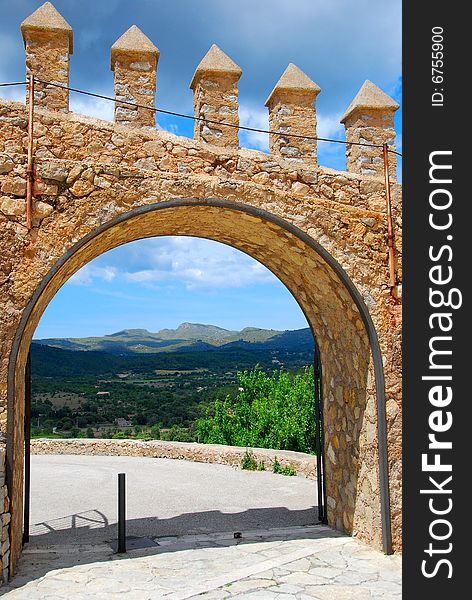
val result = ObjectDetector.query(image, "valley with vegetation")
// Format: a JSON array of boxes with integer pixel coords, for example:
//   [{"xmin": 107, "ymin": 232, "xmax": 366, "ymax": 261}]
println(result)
[{"xmin": 31, "ymin": 323, "xmax": 317, "ymax": 454}]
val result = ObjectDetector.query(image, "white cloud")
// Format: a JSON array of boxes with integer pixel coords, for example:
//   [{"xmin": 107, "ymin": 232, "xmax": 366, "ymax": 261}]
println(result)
[
  {"xmin": 315, "ymin": 112, "xmax": 347, "ymax": 165},
  {"xmin": 0, "ymin": 84, "xmax": 24, "ymax": 103},
  {"xmin": 156, "ymin": 121, "xmax": 180, "ymax": 134},
  {"xmin": 69, "ymin": 265, "xmax": 117, "ymax": 286},
  {"xmin": 238, "ymin": 104, "xmax": 346, "ymax": 155},
  {"xmin": 69, "ymin": 95, "xmax": 114, "ymax": 122},
  {"xmin": 1, "ymin": 81, "xmax": 181, "ymax": 137},
  {"xmin": 394, "ymin": 132, "xmax": 402, "ymax": 154},
  {"xmin": 239, "ymin": 104, "xmax": 269, "ymax": 152},
  {"xmin": 124, "ymin": 270, "xmax": 156, "ymax": 283},
  {"xmin": 69, "ymin": 93, "xmax": 181, "ymax": 134},
  {"xmin": 317, "ymin": 112, "xmax": 344, "ymax": 140},
  {"xmin": 67, "ymin": 237, "xmax": 277, "ymax": 291},
  {"xmin": 122, "ymin": 237, "xmax": 275, "ymax": 289}
]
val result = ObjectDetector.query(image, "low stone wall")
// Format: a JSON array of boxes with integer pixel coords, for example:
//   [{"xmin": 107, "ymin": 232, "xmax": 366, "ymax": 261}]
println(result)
[
  {"xmin": 30, "ymin": 439, "xmax": 317, "ymax": 479},
  {"xmin": 0, "ymin": 442, "xmax": 10, "ymax": 583}
]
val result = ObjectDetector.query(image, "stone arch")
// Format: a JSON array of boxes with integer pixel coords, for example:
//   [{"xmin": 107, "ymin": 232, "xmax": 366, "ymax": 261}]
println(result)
[{"xmin": 6, "ymin": 198, "xmax": 391, "ymax": 571}]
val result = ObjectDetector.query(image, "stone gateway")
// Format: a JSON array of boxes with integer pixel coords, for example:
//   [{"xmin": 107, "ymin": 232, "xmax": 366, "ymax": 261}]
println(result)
[{"xmin": 0, "ymin": 2, "xmax": 402, "ymax": 581}]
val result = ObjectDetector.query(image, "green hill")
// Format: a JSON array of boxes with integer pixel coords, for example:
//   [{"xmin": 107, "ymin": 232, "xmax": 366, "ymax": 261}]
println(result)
[
  {"xmin": 29, "ymin": 326, "xmax": 315, "ymax": 439},
  {"xmin": 32, "ymin": 322, "xmax": 305, "ymax": 355}
]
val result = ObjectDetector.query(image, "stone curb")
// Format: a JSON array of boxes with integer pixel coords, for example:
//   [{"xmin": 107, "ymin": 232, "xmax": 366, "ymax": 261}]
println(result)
[{"xmin": 30, "ymin": 439, "xmax": 317, "ymax": 479}]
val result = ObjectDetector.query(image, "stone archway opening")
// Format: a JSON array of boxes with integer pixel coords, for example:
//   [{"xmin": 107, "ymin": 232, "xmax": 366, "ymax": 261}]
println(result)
[
  {"xmin": 26, "ymin": 232, "xmax": 321, "ymax": 547},
  {"xmin": 7, "ymin": 199, "xmax": 390, "ymax": 573}
]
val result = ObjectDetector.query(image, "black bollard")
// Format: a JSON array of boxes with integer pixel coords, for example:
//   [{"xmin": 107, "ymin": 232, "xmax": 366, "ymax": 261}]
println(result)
[{"xmin": 117, "ymin": 472, "xmax": 126, "ymax": 553}]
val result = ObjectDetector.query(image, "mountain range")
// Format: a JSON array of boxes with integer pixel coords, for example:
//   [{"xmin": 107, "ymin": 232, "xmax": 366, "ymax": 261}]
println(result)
[{"xmin": 33, "ymin": 322, "xmax": 314, "ymax": 355}]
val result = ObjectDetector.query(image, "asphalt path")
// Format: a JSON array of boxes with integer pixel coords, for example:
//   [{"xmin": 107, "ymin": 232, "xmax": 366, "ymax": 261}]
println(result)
[{"xmin": 28, "ymin": 454, "xmax": 318, "ymax": 545}]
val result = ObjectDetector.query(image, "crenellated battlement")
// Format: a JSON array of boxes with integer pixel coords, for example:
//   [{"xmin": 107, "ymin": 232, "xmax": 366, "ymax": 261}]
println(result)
[
  {"xmin": 111, "ymin": 25, "xmax": 160, "ymax": 128},
  {"xmin": 20, "ymin": 2, "xmax": 73, "ymax": 113},
  {"xmin": 13, "ymin": 2, "xmax": 399, "ymax": 181}
]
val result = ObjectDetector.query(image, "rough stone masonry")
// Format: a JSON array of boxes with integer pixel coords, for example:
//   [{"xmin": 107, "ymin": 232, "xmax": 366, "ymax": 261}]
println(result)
[{"xmin": 0, "ymin": 1, "xmax": 402, "ymax": 580}]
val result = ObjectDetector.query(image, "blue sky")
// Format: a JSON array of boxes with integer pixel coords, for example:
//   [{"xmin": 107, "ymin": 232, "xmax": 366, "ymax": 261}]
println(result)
[
  {"xmin": 0, "ymin": 1, "xmax": 402, "ymax": 338},
  {"xmin": 36, "ymin": 238, "xmax": 310, "ymax": 338}
]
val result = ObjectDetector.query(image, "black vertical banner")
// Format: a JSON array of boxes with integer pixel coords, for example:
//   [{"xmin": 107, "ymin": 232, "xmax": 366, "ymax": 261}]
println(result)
[{"xmin": 403, "ymin": 2, "xmax": 467, "ymax": 598}]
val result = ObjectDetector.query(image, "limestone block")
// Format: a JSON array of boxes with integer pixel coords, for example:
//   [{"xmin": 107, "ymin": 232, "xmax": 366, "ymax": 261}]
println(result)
[
  {"xmin": 111, "ymin": 26, "xmax": 159, "ymax": 128},
  {"xmin": 341, "ymin": 80, "xmax": 399, "ymax": 179},
  {"xmin": 0, "ymin": 155, "xmax": 14, "ymax": 175},
  {"xmin": 190, "ymin": 45, "xmax": 242, "ymax": 149},
  {"xmin": 21, "ymin": 2, "xmax": 73, "ymax": 112},
  {"xmin": 265, "ymin": 63, "xmax": 320, "ymax": 165}
]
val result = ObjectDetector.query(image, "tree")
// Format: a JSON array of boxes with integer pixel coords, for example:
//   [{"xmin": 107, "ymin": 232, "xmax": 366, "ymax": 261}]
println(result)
[
  {"xmin": 60, "ymin": 417, "xmax": 74, "ymax": 430},
  {"xmin": 77, "ymin": 416, "xmax": 88, "ymax": 428},
  {"xmin": 132, "ymin": 414, "xmax": 148, "ymax": 426},
  {"xmin": 150, "ymin": 424, "xmax": 161, "ymax": 439},
  {"xmin": 197, "ymin": 366, "xmax": 317, "ymax": 454}
]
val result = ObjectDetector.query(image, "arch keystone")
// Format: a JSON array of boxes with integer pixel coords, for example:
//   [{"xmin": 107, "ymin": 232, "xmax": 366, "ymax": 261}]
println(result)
[
  {"xmin": 111, "ymin": 25, "xmax": 160, "ymax": 128},
  {"xmin": 190, "ymin": 44, "xmax": 242, "ymax": 149},
  {"xmin": 21, "ymin": 1, "xmax": 73, "ymax": 112},
  {"xmin": 265, "ymin": 63, "xmax": 321, "ymax": 166},
  {"xmin": 341, "ymin": 80, "xmax": 400, "ymax": 179}
]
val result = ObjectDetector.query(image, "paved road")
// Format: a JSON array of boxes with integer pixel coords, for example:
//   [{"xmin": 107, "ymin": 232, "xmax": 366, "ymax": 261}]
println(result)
[
  {"xmin": 2, "ymin": 526, "xmax": 402, "ymax": 599},
  {"xmin": 2, "ymin": 458, "xmax": 401, "ymax": 598},
  {"xmin": 29, "ymin": 455, "xmax": 318, "ymax": 545}
]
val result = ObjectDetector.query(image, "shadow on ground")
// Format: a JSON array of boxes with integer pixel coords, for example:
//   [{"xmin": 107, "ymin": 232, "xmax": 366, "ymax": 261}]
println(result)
[
  {"xmin": 1, "ymin": 521, "xmax": 343, "ymax": 597},
  {"xmin": 29, "ymin": 505, "xmax": 320, "ymax": 545}
]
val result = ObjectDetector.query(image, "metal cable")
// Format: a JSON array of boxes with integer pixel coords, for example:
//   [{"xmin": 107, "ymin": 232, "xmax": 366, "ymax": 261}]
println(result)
[
  {"xmin": 0, "ymin": 81, "xmax": 27, "ymax": 87},
  {"xmin": 1, "ymin": 78, "xmax": 403, "ymax": 157}
]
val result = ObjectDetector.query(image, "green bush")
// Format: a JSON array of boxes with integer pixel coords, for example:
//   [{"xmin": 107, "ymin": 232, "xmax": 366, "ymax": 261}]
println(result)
[
  {"xmin": 272, "ymin": 457, "xmax": 297, "ymax": 476},
  {"xmin": 149, "ymin": 424, "xmax": 161, "ymax": 440},
  {"xmin": 197, "ymin": 366, "xmax": 317, "ymax": 454},
  {"xmin": 160, "ymin": 425, "xmax": 196, "ymax": 443},
  {"xmin": 241, "ymin": 450, "xmax": 258, "ymax": 470},
  {"xmin": 240, "ymin": 450, "xmax": 267, "ymax": 471}
]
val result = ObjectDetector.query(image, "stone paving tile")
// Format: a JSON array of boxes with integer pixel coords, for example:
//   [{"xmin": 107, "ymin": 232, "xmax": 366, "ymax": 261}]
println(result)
[{"xmin": 0, "ymin": 526, "xmax": 401, "ymax": 599}]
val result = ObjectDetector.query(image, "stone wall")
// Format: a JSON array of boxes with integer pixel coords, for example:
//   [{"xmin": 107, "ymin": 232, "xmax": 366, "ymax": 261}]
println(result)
[
  {"xmin": 21, "ymin": 2, "xmax": 73, "ymax": 113},
  {"xmin": 341, "ymin": 80, "xmax": 400, "ymax": 179},
  {"xmin": 0, "ymin": 102, "xmax": 401, "ymax": 214},
  {"xmin": 0, "ymin": 442, "xmax": 11, "ymax": 584},
  {"xmin": 0, "ymin": 100, "xmax": 402, "ymax": 570},
  {"xmin": 30, "ymin": 438, "xmax": 317, "ymax": 479},
  {"xmin": 265, "ymin": 63, "xmax": 320, "ymax": 166},
  {"xmin": 111, "ymin": 26, "xmax": 159, "ymax": 128},
  {"xmin": 190, "ymin": 45, "xmax": 242, "ymax": 149}
]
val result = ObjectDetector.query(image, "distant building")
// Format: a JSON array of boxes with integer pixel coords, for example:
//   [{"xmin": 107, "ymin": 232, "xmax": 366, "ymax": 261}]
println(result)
[
  {"xmin": 115, "ymin": 418, "xmax": 132, "ymax": 427},
  {"xmin": 96, "ymin": 391, "xmax": 110, "ymax": 396}
]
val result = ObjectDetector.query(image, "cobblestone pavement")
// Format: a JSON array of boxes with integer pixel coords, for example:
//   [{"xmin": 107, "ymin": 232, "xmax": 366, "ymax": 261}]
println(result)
[{"xmin": 1, "ymin": 525, "xmax": 401, "ymax": 599}]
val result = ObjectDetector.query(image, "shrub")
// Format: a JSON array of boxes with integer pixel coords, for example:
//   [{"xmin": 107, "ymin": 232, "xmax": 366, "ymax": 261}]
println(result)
[
  {"xmin": 197, "ymin": 366, "xmax": 317, "ymax": 454},
  {"xmin": 272, "ymin": 457, "xmax": 297, "ymax": 476},
  {"xmin": 241, "ymin": 450, "xmax": 258, "ymax": 471},
  {"xmin": 160, "ymin": 425, "xmax": 196, "ymax": 443},
  {"xmin": 69, "ymin": 427, "xmax": 80, "ymax": 438},
  {"xmin": 241, "ymin": 450, "xmax": 266, "ymax": 471},
  {"xmin": 149, "ymin": 424, "xmax": 161, "ymax": 440}
]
